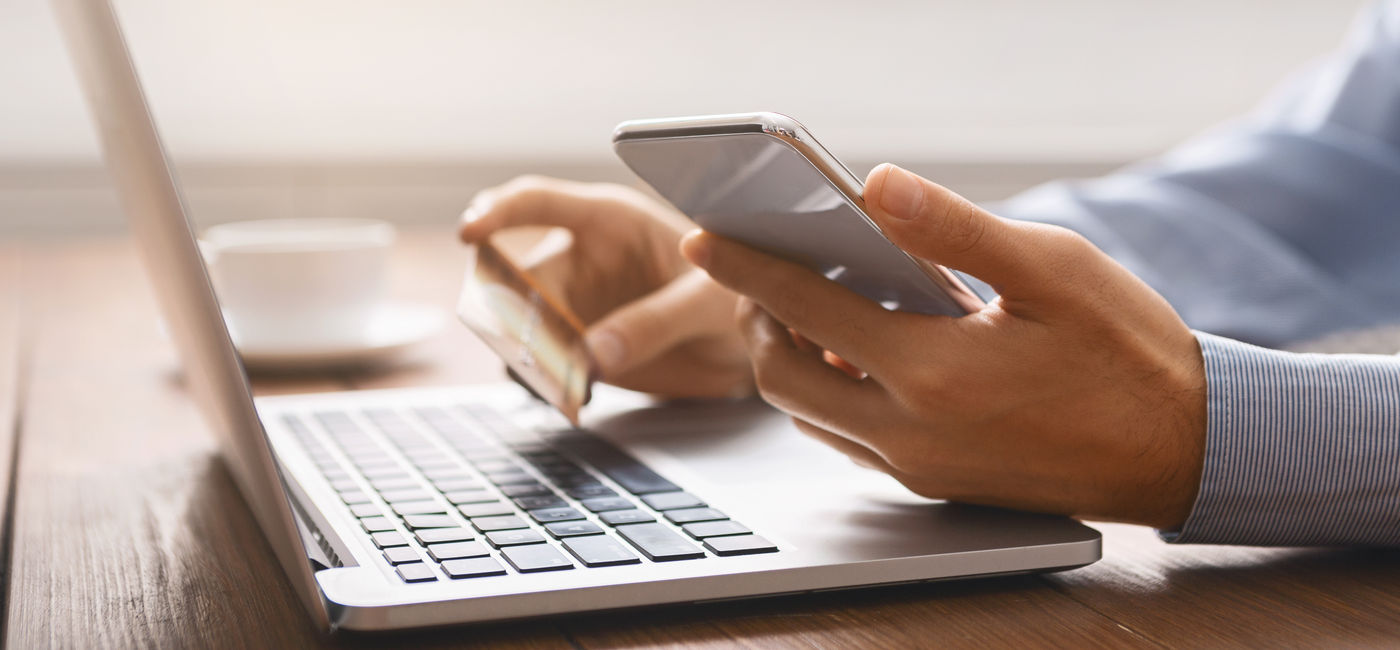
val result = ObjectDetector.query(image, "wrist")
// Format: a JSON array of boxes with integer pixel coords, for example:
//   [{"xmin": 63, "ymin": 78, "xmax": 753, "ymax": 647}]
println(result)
[{"xmin": 1147, "ymin": 333, "xmax": 1208, "ymax": 530}]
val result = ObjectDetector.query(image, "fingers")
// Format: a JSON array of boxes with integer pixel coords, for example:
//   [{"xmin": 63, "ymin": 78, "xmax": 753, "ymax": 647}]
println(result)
[
  {"xmin": 862, "ymin": 164, "xmax": 1085, "ymax": 297},
  {"xmin": 736, "ymin": 298, "xmax": 889, "ymax": 439},
  {"xmin": 584, "ymin": 270, "xmax": 733, "ymax": 379},
  {"xmin": 458, "ymin": 176, "xmax": 616, "ymax": 244},
  {"xmin": 682, "ymin": 231, "xmax": 910, "ymax": 378}
]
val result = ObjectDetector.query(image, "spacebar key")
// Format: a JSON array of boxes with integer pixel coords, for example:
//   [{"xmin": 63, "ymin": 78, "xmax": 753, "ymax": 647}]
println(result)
[{"xmin": 616, "ymin": 523, "xmax": 705, "ymax": 561}]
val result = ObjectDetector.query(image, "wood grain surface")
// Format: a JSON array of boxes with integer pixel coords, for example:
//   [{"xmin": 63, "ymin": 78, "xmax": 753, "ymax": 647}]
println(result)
[{"xmin": 6, "ymin": 230, "xmax": 1398, "ymax": 648}]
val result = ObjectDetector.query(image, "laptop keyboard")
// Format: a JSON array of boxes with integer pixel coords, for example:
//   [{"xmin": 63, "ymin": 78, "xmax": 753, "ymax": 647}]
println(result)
[{"xmin": 280, "ymin": 403, "xmax": 777, "ymax": 583}]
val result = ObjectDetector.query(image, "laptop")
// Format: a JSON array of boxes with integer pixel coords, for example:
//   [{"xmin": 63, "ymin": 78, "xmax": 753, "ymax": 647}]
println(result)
[{"xmin": 51, "ymin": 0, "xmax": 1101, "ymax": 632}]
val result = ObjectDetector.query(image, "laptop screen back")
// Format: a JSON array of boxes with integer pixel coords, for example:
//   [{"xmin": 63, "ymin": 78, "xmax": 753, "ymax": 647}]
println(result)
[{"xmin": 50, "ymin": 0, "xmax": 329, "ymax": 628}]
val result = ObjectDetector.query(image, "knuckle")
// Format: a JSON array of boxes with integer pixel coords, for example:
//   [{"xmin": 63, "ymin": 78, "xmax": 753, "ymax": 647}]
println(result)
[
  {"xmin": 495, "ymin": 175, "xmax": 561, "ymax": 207},
  {"xmin": 748, "ymin": 345, "xmax": 795, "ymax": 405},
  {"xmin": 934, "ymin": 192, "xmax": 988, "ymax": 255},
  {"xmin": 1036, "ymin": 223, "xmax": 1094, "ymax": 255},
  {"xmin": 733, "ymin": 296, "xmax": 761, "ymax": 324},
  {"xmin": 750, "ymin": 360, "xmax": 784, "ymax": 404},
  {"xmin": 503, "ymin": 174, "xmax": 554, "ymax": 192}
]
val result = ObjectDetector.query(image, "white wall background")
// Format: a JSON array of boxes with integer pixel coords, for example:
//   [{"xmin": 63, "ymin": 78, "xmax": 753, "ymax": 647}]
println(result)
[{"xmin": 0, "ymin": 0, "xmax": 1370, "ymax": 233}]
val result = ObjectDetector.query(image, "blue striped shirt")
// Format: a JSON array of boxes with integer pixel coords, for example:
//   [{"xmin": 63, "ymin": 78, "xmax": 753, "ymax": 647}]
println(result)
[{"xmin": 991, "ymin": 1, "xmax": 1400, "ymax": 545}]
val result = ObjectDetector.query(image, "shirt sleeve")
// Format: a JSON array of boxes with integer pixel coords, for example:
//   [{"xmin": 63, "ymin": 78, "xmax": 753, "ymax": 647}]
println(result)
[
  {"xmin": 986, "ymin": 0, "xmax": 1400, "ymax": 349},
  {"xmin": 1163, "ymin": 332, "xmax": 1400, "ymax": 546}
]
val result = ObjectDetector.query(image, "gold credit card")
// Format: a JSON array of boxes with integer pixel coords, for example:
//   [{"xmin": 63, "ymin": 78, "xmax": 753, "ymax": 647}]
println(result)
[{"xmin": 457, "ymin": 239, "xmax": 595, "ymax": 425}]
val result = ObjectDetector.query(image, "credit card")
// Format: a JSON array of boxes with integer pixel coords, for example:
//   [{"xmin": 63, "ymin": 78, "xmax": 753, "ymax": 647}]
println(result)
[{"xmin": 457, "ymin": 239, "xmax": 595, "ymax": 425}]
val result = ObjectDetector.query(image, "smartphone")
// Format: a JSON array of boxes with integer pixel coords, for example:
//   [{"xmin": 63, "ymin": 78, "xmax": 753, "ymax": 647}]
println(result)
[{"xmin": 613, "ymin": 112, "xmax": 986, "ymax": 316}]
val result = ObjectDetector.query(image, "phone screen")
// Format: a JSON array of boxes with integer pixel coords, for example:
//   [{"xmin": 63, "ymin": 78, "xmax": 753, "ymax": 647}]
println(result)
[
  {"xmin": 457, "ymin": 240, "xmax": 594, "ymax": 425},
  {"xmin": 616, "ymin": 129, "xmax": 982, "ymax": 316}
]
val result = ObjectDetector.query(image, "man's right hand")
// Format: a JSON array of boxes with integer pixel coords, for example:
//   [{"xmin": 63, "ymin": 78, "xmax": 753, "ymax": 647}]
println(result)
[{"xmin": 458, "ymin": 176, "xmax": 752, "ymax": 398}]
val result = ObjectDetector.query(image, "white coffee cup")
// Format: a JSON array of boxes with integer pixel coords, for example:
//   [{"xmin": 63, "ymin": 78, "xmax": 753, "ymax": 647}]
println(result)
[{"xmin": 199, "ymin": 218, "xmax": 397, "ymax": 347}]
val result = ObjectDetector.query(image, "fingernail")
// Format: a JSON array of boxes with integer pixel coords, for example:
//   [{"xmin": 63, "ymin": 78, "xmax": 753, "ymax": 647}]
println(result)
[
  {"xmin": 877, "ymin": 165, "xmax": 924, "ymax": 221},
  {"xmin": 585, "ymin": 329, "xmax": 625, "ymax": 374},
  {"xmin": 460, "ymin": 205, "xmax": 483, "ymax": 224}
]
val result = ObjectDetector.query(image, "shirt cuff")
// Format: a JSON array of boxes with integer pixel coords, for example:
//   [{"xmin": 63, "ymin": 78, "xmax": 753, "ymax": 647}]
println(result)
[{"xmin": 1161, "ymin": 332, "xmax": 1400, "ymax": 546}]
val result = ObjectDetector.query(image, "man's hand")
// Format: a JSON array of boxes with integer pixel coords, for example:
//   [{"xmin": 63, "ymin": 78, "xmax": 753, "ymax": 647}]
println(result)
[
  {"xmin": 681, "ymin": 164, "xmax": 1208, "ymax": 529},
  {"xmin": 459, "ymin": 176, "xmax": 751, "ymax": 398}
]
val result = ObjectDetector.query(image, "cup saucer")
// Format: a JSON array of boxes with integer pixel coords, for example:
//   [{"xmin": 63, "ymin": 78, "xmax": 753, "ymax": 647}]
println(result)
[{"xmin": 229, "ymin": 302, "xmax": 445, "ymax": 371}]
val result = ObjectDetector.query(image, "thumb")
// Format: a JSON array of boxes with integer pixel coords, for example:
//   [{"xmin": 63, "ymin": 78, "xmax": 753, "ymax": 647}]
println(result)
[
  {"xmin": 863, "ymin": 163, "xmax": 1064, "ymax": 296},
  {"xmin": 583, "ymin": 270, "xmax": 730, "ymax": 379}
]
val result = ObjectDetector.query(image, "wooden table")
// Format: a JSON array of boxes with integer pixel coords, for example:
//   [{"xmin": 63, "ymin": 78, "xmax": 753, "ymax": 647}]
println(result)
[{"xmin": 6, "ymin": 230, "xmax": 1399, "ymax": 648}]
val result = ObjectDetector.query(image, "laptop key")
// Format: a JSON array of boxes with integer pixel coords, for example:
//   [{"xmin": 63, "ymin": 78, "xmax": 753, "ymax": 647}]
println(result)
[
  {"xmin": 369, "ymin": 477, "xmax": 420, "ymax": 492},
  {"xmin": 371, "ymin": 531, "xmax": 409, "ymax": 548},
  {"xmin": 472, "ymin": 515, "xmax": 528, "ymax": 532},
  {"xmin": 392, "ymin": 501, "xmax": 448, "ymax": 516},
  {"xmin": 415, "ymin": 528, "xmax": 474, "ymax": 545},
  {"xmin": 545, "ymin": 520, "xmax": 604, "ymax": 539},
  {"xmin": 413, "ymin": 458, "xmax": 460, "ymax": 472},
  {"xmin": 422, "ymin": 466, "xmax": 473, "ymax": 481},
  {"xmin": 562, "ymin": 535, "xmax": 642, "ymax": 567},
  {"xmin": 402, "ymin": 514, "xmax": 458, "ymax": 530},
  {"xmin": 528, "ymin": 507, "xmax": 585, "ymax": 523},
  {"xmin": 484, "ymin": 470, "xmax": 537, "ymax": 486},
  {"xmin": 589, "ymin": 452, "xmax": 680, "ymax": 495},
  {"xmin": 531, "ymin": 459, "xmax": 577, "ymax": 474},
  {"xmin": 599, "ymin": 510, "xmax": 655, "ymax": 526},
  {"xmin": 427, "ymin": 540, "xmax": 491, "ymax": 561},
  {"xmin": 395, "ymin": 562, "xmax": 438, "ymax": 583},
  {"xmin": 615, "ymin": 523, "xmax": 705, "ymax": 561},
  {"xmin": 329, "ymin": 477, "xmax": 360, "ymax": 492},
  {"xmin": 703, "ymin": 534, "xmax": 778, "ymax": 556},
  {"xmin": 457, "ymin": 502, "xmax": 514, "ymax": 518},
  {"xmin": 444, "ymin": 490, "xmax": 497, "ymax": 505},
  {"xmin": 432, "ymin": 477, "xmax": 483, "ymax": 492},
  {"xmin": 549, "ymin": 474, "xmax": 600, "ymax": 489},
  {"xmin": 353, "ymin": 458, "xmax": 400, "ymax": 472},
  {"xmin": 379, "ymin": 488, "xmax": 433, "ymax": 504},
  {"xmin": 360, "ymin": 466, "xmax": 411, "ymax": 480},
  {"xmin": 382, "ymin": 546, "xmax": 422, "ymax": 565},
  {"xmin": 514, "ymin": 495, "xmax": 566, "ymax": 510},
  {"xmin": 564, "ymin": 484, "xmax": 617, "ymax": 500},
  {"xmin": 580, "ymin": 497, "xmax": 635, "ymax": 513},
  {"xmin": 441, "ymin": 557, "xmax": 508, "ymax": 579},
  {"xmin": 682, "ymin": 520, "xmax": 752, "ymax": 539},
  {"xmin": 500, "ymin": 544, "xmax": 574, "ymax": 573},
  {"xmin": 349, "ymin": 503, "xmax": 383, "ymax": 518},
  {"xmin": 456, "ymin": 448, "xmax": 504, "ymax": 461},
  {"xmin": 642, "ymin": 492, "xmax": 705, "ymax": 511},
  {"xmin": 360, "ymin": 516, "xmax": 398, "ymax": 533},
  {"xmin": 338, "ymin": 489, "xmax": 372, "ymax": 505},
  {"xmin": 471, "ymin": 458, "xmax": 518, "ymax": 472},
  {"xmin": 499, "ymin": 483, "xmax": 552, "ymax": 498},
  {"xmin": 664, "ymin": 507, "xmax": 727, "ymax": 524},
  {"xmin": 485, "ymin": 529, "xmax": 546, "ymax": 548}
]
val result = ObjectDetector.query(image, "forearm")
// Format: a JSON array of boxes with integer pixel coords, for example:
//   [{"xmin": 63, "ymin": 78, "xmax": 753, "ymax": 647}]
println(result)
[{"xmin": 1166, "ymin": 332, "xmax": 1400, "ymax": 546}]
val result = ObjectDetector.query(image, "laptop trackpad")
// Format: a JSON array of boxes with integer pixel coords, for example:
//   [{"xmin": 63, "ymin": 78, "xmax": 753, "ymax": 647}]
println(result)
[
  {"xmin": 580, "ymin": 396, "xmax": 1090, "ymax": 559},
  {"xmin": 585, "ymin": 396, "xmax": 892, "ymax": 490}
]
